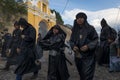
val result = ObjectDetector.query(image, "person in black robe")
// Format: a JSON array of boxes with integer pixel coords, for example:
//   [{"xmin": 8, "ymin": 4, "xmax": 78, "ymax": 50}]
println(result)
[
  {"xmin": 70, "ymin": 12, "xmax": 98, "ymax": 80},
  {"xmin": 0, "ymin": 32, "xmax": 2, "ymax": 51},
  {"xmin": 1, "ymin": 21, "xmax": 22, "ymax": 71},
  {"xmin": 14, "ymin": 18, "xmax": 40, "ymax": 80},
  {"xmin": 39, "ymin": 25, "xmax": 70, "ymax": 80},
  {"xmin": 36, "ymin": 33, "xmax": 43, "ymax": 59},
  {"xmin": 109, "ymin": 30, "xmax": 120, "ymax": 72},
  {"xmin": 98, "ymin": 18, "xmax": 117, "ymax": 66},
  {"xmin": 117, "ymin": 30, "xmax": 120, "ymax": 57},
  {"xmin": 1, "ymin": 28, "xmax": 11, "ymax": 58}
]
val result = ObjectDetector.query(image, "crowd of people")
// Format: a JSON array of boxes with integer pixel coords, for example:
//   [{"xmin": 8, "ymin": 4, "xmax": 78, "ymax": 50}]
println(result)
[{"xmin": 0, "ymin": 12, "xmax": 120, "ymax": 80}]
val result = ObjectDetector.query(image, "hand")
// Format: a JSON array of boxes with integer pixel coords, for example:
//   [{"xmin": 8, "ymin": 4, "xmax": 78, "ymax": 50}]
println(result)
[
  {"xmin": 17, "ymin": 48, "xmax": 20, "ymax": 54},
  {"xmin": 80, "ymin": 45, "xmax": 88, "ymax": 52},
  {"xmin": 108, "ymin": 39, "xmax": 113, "ymax": 43},
  {"xmin": 73, "ymin": 46, "xmax": 79, "ymax": 51},
  {"xmin": 35, "ymin": 59, "xmax": 41, "ymax": 66},
  {"xmin": 117, "ymin": 48, "xmax": 120, "ymax": 57},
  {"xmin": 21, "ymin": 35, "xmax": 25, "ymax": 39},
  {"xmin": 6, "ymin": 49, "xmax": 11, "ymax": 53},
  {"xmin": 6, "ymin": 49, "xmax": 11, "ymax": 57},
  {"xmin": 8, "ymin": 49, "xmax": 11, "ymax": 53}
]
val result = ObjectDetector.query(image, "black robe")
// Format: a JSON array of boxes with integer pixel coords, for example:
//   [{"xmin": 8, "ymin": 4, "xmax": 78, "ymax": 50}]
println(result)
[
  {"xmin": 99, "ymin": 19, "xmax": 117, "ymax": 65},
  {"xmin": 40, "ymin": 25, "xmax": 70, "ymax": 80},
  {"xmin": 118, "ymin": 31, "xmax": 120, "ymax": 48},
  {"xmin": 36, "ymin": 36, "xmax": 43, "ymax": 59},
  {"xmin": 1, "ymin": 33, "xmax": 12, "ymax": 57},
  {"xmin": 7, "ymin": 29, "xmax": 22, "ymax": 65},
  {"xmin": 0, "ymin": 39, "xmax": 2, "ymax": 51},
  {"xmin": 15, "ymin": 25, "xmax": 40, "ymax": 75},
  {"xmin": 70, "ymin": 20, "xmax": 98, "ymax": 80}
]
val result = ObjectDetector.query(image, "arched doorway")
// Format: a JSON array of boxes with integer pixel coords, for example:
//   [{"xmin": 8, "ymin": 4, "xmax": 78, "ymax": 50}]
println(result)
[{"xmin": 39, "ymin": 21, "xmax": 48, "ymax": 38}]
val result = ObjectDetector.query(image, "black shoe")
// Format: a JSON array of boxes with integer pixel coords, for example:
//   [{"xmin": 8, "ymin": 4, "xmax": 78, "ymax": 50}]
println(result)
[
  {"xmin": 98, "ymin": 63, "xmax": 103, "ymax": 66},
  {"xmin": 30, "ymin": 74, "xmax": 38, "ymax": 79},
  {"xmin": 109, "ymin": 70, "xmax": 114, "ymax": 73},
  {"xmin": 0, "ymin": 67, "xmax": 9, "ymax": 71}
]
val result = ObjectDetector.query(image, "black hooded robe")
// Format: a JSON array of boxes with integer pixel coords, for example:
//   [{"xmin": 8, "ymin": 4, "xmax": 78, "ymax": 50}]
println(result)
[
  {"xmin": 99, "ymin": 19, "xmax": 117, "ymax": 65},
  {"xmin": 36, "ymin": 35, "xmax": 43, "ymax": 59},
  {"xmin": 118, "ymin": 31, "xmax": 120, "ymax": 48},
  {"xmin": 7, "ymin": 29, "xmax": 22, "ymax": 65},
  {"xmin": 15, "ymin": 25, "xmax": 40, "ymax": 75},
  {"xmin": 40, "ymin": 25, "xmax": 70, "ymax": 80},
  {"xmin": 1, "ymin": 33, "xmax": 12, "ymax": 57},
  {"xmin": 70, "ymin": 17, "xmax": 98, "ymax": 80}
]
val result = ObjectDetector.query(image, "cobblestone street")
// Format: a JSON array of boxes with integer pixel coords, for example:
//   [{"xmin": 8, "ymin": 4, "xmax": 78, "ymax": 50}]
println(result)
[
  {"xmin": 0, "ymin": 26, "xmax": 120, "ymax": 80},
  {"xmin": 0, "ymin": 52, "xmax": 120, "ymax": 80}
]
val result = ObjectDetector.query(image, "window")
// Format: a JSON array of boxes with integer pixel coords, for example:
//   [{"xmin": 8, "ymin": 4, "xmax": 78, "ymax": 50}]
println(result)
[{"xmin": 42, "ymin": 3, "xmax": 47, "ymax": 13}]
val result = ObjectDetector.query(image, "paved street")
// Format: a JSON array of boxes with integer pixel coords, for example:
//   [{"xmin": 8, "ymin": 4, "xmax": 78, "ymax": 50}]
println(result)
[
  {"xmin": 0, "ymin": 51, "xmax": 120, "ymax": 80},
  {"xmin": 0, "ymin": 26, "xmax": 120, "ymax": 80}
]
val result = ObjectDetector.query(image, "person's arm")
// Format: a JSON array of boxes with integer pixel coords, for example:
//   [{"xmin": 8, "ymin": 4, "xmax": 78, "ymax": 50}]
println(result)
[
  {"xmin": 100, "ymin": 28, "xmax": 109, "ymax": 41},
  {"xmin": 69, "ymin": 33, "xmax": 76, "ymax": 50},
  {"xmin": 117, "ymin": 48, "xmax": 120, "ymax": 57},
  {"xmin": 117, "ymin": 41, "xmax": 120, "ymax": 57},
  {"xmin": 81, "ymin": 27, "xmax": 98, "ymax": 52},
  {"xmin": 23, "ymin": 27, "xmax": 36, "ymax": 42}
]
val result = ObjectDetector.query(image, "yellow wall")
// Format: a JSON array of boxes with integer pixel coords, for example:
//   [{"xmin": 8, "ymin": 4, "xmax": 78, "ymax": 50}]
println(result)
[{"xmin": 27, "ymin": 0, "xmax": 56, "ymax": 36}]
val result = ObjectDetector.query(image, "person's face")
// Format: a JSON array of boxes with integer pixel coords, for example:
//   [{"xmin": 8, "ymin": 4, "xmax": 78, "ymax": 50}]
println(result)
[
  {"xmin": 76, "ymin": 18, "xmax": 85, "ymax": 25},
  {"xmin": 53, "ymin": 28, "xmax": 59, "ymax": 34},
  {"xmin": 20, "ymin": 25, "xmax": 24, "ymax": 30},
  {"xmin": 14, "ymin": 25, "xmax": 19, "ymax": 29},
  {"xmin": 38, "ymin": 34, "xmax": 41, "ymax": 38},
  {"xmin": 4, "ymin": 31, "xmax": 8, "ymax": 34}
]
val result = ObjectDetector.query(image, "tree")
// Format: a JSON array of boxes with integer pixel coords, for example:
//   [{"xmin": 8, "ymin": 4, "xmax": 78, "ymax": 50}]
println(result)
[
  {"xmin": 0, "ymin": 0, "xmax": 27, "ymax": 21},
  {"xmin": 51, "ymin": 9, "xmax": 64, "ymax": 25}
]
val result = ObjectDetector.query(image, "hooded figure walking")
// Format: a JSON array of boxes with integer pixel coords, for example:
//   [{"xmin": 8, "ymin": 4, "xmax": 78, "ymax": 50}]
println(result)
[
  {"xmin": 2, "ymin": 21, "xmax": 22, "ymax": 71},
  {"xmin": 39, "ymin": 25, "xmax": 70, "ymax": 80},
  {"xmin": 118, "ymin": 30, "xmax": 120, "ymax": 57},
  {"xmin": 98, "ymin": 18, "xmax": 117, "ymax": 66},
  {"xmin": 70, "ymin": 12, "xmax": 98, "ymax": 80},
  {"xmin": 1, "ymin": 28, "xmax": 11, "ymax": 58},
  {"xmin": 14, "ymin": 18, "xmax": 40, "ymax": 80}
]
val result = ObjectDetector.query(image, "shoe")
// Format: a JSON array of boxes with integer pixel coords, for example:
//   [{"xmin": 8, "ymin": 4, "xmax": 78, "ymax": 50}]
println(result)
[
  {"xmin": 0, "ymin": 67, "xmax": 9, "ymax": 71},
  {"xmin": 30, "ymin": 74, "xmax": 38, "ymax": 79},
  {"xmin": 0, "ymin": 63, "xmax": 10, "ymax": 71},
  {"xmin": 98, "ymin": 63, "xmax": 103, "ymax": 66},
  {"xmin": 109, "ymin": 70, "xmax": 114, "ymax": 73}
]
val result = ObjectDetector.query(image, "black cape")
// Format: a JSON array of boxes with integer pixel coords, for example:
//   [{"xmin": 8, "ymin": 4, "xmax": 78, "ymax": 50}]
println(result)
[
  {"xmin": 15, "ymin": 25, "xmax": 40, "ymax": 75},
  {"xmin": 40, "ymin": 25, "xmax": 70, "ymax": 80},
  {"xmin": 70, "ymin": 19, "xmax": 98, "ymax": 80}
]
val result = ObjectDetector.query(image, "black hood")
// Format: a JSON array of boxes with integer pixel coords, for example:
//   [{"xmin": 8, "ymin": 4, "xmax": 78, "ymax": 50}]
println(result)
[
  {"xmin": 18, "ymin": 18, "xmax": 31, "ymax": 29},
  {"xmin": 101, "ymin": 18, "xmax": 108, "ymax": 28},
  {"xmin": 43, "ymin": 25, "xmax": 66, "ymax": 40},
  {"xmin": 76, "ymin": 12, "xmax": 87, "ymax": 22},
  {"xmin": 71, "ymin": 12, "xmax": 89, "ymax": 43}
]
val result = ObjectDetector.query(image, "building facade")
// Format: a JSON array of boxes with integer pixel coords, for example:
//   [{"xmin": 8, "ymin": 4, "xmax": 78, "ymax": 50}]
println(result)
[{"xmin": 27, "ymin": 0, "xmax": 56, "ymax": 38}]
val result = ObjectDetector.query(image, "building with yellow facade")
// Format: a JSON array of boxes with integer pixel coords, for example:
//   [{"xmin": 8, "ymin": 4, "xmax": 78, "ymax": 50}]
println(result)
[{"xmin": 26, "ymin": 0, "xmax": 56, "ymax": 38}]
